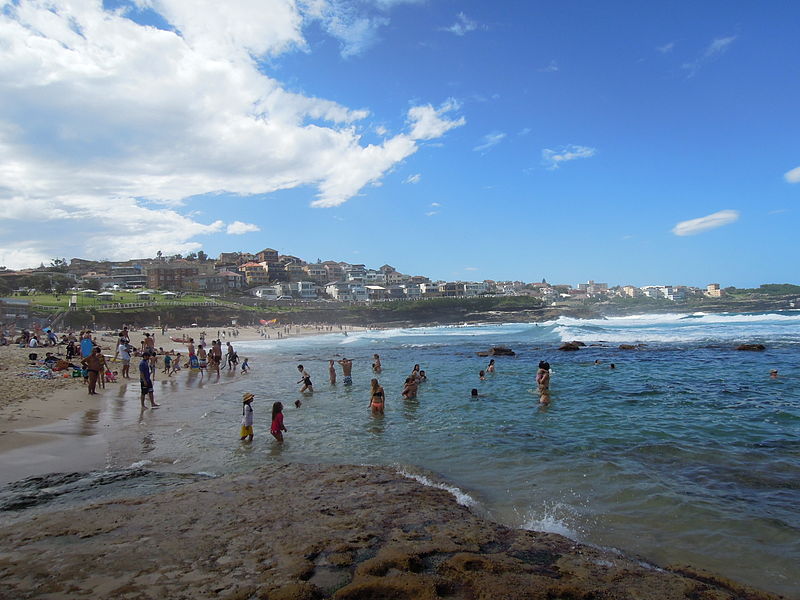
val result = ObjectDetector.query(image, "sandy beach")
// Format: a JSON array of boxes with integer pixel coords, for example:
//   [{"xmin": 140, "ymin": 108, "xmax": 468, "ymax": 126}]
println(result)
[
  {"xmin": 0, "ymin": 324, "xmax": 361, "ymax": 454},
  {"xmin": 0, "ymin": 462, "xmax": 783, "ymax": 600}
]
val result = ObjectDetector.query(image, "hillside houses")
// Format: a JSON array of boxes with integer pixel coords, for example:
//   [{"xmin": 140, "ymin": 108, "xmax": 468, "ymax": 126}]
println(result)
[{"xmin": 30, "ymin": 247, "xmax": 715, "ymax": 306}]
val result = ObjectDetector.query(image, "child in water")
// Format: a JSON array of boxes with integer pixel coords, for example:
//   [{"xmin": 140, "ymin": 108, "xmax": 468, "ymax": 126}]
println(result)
[
  {"xmin": 240, "ymin": 393, "xmax": 254, "ymax": 441},
  {"xmin": 271, "ymin": 402, "xmax": 287, "ymax": 442},
  {"xmin": 241, "ymin": 357, "xmax": 249, "ymax": 373}
]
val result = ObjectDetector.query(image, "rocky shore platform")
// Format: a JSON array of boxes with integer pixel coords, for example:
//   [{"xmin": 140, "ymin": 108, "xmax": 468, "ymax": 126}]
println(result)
[{"xmin": 0, "ymin": 462, "xmax": 784, "ymax": 600}]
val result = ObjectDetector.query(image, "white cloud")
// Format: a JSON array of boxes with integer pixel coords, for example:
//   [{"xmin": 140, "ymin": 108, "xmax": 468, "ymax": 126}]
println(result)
[
  {"xmin": 441, "ymin": 12, "xmax": 477, "ymax": 36},
  {"xmin": 430, "ymin": 202, "xmax": 441, "ymax": 207},
  {"xmin": 518, "ymin": 127, "xmax": 532, "ymax": 136},
  {"xmin": 473, "ymin": 131, "xmax": 506, "ymax": 153},
  {"xmin": 425, "ymin": 211, "xmax": 438, "ymax": 217},
  {"xmin": 657, "ymin": 42, "xmax": 675, "ymax": 54},
  {"xmin": 682, "ymin": 36, "xmax": 737, "ymax": 76},
  {"xmin": 407, "ymin": 99, "xmax": 466, "ymax": 141},
  {"xmin": 226, "ymin": 221, "xmax": 261, "ymax": 234},
  {"xmin": 539, "ymin": 60, "xmax": 559, "ymax": 72},
  {"xmin": 464, "ymin": 267, "xmax": 478, "ymax": 271},
  {"xmin": 404, "ymin": 173, "xmax": 421, "ymax": 184},
  {"xmin": 0, "ymin": 0, "xmax": 465, "ymax": 266},
  {"xmin": 300, "ymin": 0, "xmax": 425, "ymax": 57},
  {"xmin": 784, "ymin": 166, "xmax": 800, "ymax": 183},
  {"xmin": 671, "ymin": 210, "xmax": 740, "ymax": 236},
  {"xmin": 541, "ymin": 145, "xmax": 596, "ymax": 169}
]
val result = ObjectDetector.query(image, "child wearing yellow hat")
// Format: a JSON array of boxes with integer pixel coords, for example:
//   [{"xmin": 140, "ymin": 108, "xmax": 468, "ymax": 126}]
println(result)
[{"xmin": 240, "ymin": 393, "xmax": 255, "ymax": 441}]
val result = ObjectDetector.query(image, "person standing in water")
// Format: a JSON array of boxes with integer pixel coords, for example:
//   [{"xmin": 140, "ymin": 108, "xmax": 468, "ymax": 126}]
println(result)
[
  {"xmin": 369, "ymin": 378, "xmax": 385, "ymax": 414},
  {"xmin": 372, "ymin": 354, "xmax": 382, "ymax": 373},
  {"xmin": 338, "ymin": 358, "xmax": 353, "ymax": 386},
  {"xmin": 271, "ymin": 402, "xmax": 287, "ymax": 443},
  {"xmin": 297, "ymin": 364, "xmax": 313, "ymax": 393},
  {"xmin": 486, "ymin": 359, "xmax": 495, "ymax": 374},
  {"xmin": 240, "ymin": 393, "xmax": 254, "ymax": 442},
  {"xmin": 328, "ymin": 360, "xmax": 337, "ymax": 385},
  {"xmin": 536, "ymin": 361, "xmax": 551, "ymax": 404}
]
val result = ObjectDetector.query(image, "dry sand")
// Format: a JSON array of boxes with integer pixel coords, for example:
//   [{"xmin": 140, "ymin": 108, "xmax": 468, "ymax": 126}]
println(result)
[{"xmin": 0, "ymin": 462, "xmax": 782, "ymax": 600}]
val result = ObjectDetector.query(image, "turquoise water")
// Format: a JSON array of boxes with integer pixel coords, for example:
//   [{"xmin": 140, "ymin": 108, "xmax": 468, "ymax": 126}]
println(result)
[{"xmin": 2, "ymin": 311, "xmax": 799, "ymax": 595}]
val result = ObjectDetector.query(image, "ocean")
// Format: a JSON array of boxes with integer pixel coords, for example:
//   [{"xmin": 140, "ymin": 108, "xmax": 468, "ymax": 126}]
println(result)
[{"xmin": 2, "ymin": 311, "xmax": 799, "ymax": 596}]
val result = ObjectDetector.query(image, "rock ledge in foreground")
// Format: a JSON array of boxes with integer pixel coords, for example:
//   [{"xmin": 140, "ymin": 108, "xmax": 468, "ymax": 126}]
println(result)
[{"xmin": 0, "ymin": 463, "xmax": 784, "ymax": 600}]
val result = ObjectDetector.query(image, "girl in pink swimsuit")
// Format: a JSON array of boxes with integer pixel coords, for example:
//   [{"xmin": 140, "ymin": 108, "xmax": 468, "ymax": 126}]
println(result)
[{"xmin": 271, "ymin": 402, "xmax": 287, "ymax": 442}]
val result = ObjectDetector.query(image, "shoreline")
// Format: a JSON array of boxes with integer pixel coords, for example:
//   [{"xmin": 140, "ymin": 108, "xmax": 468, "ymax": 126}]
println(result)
[
  {"xmin": 0, "ymin": 461, "xmax": 784, "ymax": 599},
  {"xmin": 0, "ymin": 325, "xmax": 364, "ymax": 457}
]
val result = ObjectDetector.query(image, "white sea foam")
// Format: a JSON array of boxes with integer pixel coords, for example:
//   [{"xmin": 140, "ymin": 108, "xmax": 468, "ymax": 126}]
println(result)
[
  {"xmin": 127, "ymin": 460, "xmax": 153, "ymax": 469},
  {"xmin": 396, "ymin": 467, "xmax": 476, "ymax": 507},
  {"xmin": 519, "ymin": 503, "xmax": 582, "ymax": 542},
  {"xmin": 549, "ymin": 311, "xmax": 800, "ymax": 343}
]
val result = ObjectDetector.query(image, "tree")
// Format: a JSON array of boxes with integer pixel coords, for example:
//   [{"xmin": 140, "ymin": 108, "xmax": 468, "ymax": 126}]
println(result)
[
  {"xmin": 84, "ymin": 278, "xmax": 101, "ymax": 291},
  {"xmin": 184, "ymin": 252, "xmax": 198, "ymax": 261},
  {"xmin": 52, "ymin": 277, "xmax": 70, "ymax": 295},
  {"xmin": 156, "ymin": 250, "xmax": 163, "ymax": 260},
  {"xmin": 50, "ymin": 258, "xmax": 69, "ymax": 273},
  {"xmin": 197, "ymin": 250, "xmax": 208, "ymax": 262}
]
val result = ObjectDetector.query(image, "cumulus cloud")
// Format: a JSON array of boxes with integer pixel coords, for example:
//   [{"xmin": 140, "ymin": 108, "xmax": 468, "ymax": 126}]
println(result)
[
  {"xmin": 682, "ymin": 36, "xmax": 737, "ymax": 76},
  {"xmin": 226, "ymin": 221, "xmax": 261, "ymax": 234},
  {"xmin": 441, "ymin": 12, "xmax": 477, "ymax": 36},
  {"xmin": 784, "ymin": 166, "xmax": 800, "ymax": 183},
  {"xmin": 0, "ymin": 0, "xmax": 464, "ymax": 267},
  {"xmin": 404, "ymin": 173, "xmax": 421, "ymax": 184},
  {"xmin": 407, "ymin": 99, "xmax": 466, "ymax": 140},
  {"xmin": 671, "ymin": 210, "xmax": 740, "ymax": 236},
  {"xmin": 473, "ymin": 131, "xmax": 506, "ymax": 153},
  {"xmin": 541, "ymin": 145, "xmax": 596, "ymax": 169}
]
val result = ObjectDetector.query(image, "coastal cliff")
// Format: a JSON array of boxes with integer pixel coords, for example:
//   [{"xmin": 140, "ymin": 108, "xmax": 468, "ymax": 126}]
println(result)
[{"xmin": 0, "ymin": 463, "xmax": 783, "ymax": 600}]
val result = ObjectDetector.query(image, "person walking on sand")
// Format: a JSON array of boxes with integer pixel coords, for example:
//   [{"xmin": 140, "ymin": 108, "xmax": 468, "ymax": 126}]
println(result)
[
  {"xmin": 115, "ymin": 339, "xmax": 132, "ymax": 379},
  {"xmin": 338, "ymin": 357, "xmax": 353, "ymax": 386},
  {"xmin": 369, "ymin": 378, "xmax": 385, "ymax": 414},
  {"xmin": 139, "ymin": 351, "xmax": 159, "ymax": 408},
  {"xmin": 240, "ymin": 393, "xmax": 254, "ymax": 441},
  {"xmin": 197, "ymin": 344, "xmax": 208, "ymax": 376},
  {"xmin": 297, "ymin": 364, "xmax": 313, "ymax": 393},
  {"xmin": 168, "ymin": 352, "xmax": 182, "ymax": 377},
  {"xmin": 270, "ymin": 402, "xmax": 287, "ymax": 442},
  {"xmin": 329, "ymin": 359, "xmax": 336, "ymax": 385},
  {"xmin": 81, "ymin": 347, "xmax": 103, "ymax": 395}
]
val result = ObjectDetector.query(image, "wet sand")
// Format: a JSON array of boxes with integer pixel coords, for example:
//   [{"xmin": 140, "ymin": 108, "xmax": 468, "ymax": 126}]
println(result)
[
  {"xmin": 0, "ymin": 462, "xmax": 783, "ymax": 600},
  {"xmin": 0, "ymin": 325, "xmax": 360, "ymax": 456}
]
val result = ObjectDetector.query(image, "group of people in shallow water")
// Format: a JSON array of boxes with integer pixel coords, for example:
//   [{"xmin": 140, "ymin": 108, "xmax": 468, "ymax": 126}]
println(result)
[{"xmin": 238, "ymin": 354, "xmax": 556, "ymax": 444}]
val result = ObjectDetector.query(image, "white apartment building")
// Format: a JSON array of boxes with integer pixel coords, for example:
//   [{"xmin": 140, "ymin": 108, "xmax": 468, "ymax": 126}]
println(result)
[{"xmin": 463, "ymin": 281, "xmax": 488, "ymax": 296}]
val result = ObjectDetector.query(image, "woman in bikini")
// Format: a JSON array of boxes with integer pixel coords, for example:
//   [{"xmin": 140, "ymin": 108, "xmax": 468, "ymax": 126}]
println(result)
[{"xmin": 369, "ymin": 378, "xmax": 385, "ymax": 414}]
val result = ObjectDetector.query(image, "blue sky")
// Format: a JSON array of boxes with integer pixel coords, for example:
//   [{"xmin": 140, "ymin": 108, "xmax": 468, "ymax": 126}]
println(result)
[{"xmin": 0, "ymin": 0, "xmax": 798, "ymax": 287}]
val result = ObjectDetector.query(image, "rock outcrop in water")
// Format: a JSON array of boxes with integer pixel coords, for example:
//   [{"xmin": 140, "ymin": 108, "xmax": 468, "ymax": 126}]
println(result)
[
  {"xmin": 558, "ymin": 341, "xmax": 583, "ymax": 351},
  {"xmin": 475, "ymin": 346, "xmax": 516, "ymax": 357},
  {"xmin": 736, "ymin": 344, "xmax": 766, "ymax": 351},
  {"xmin": 0, "ymin": 463, "xmax": 782, "ymax": 600}
]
